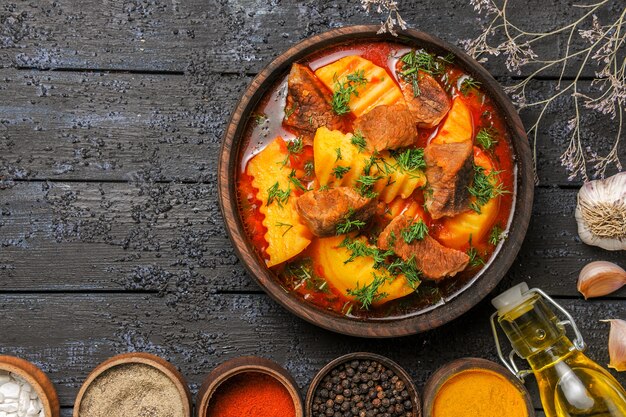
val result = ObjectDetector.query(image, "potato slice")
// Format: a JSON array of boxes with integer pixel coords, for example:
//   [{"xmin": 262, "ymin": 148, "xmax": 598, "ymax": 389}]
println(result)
[
  {"xmin": 314, "ymin": 55, "xmax": 403, "ymax": 117},
  {"xmin": 310, "ymin": 235, "xmax": 415, "ymax": 307},
  {"xmin": 248, "ymin": 137, "xmax": 312, "ymax": 266}
]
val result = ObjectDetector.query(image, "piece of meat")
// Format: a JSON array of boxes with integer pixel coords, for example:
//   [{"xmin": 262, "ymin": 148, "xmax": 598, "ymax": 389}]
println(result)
[
  {"xmin": 296, "ymin": 187, "xmax": 377, "ymax": 237},
  {"xmin": 283, "ymin": 63, "xmax": 345, "ymax": 143},
  {"xmin": 424, "ymin": 141, "xmax": 474, "ymax": 219},
  {"xmin": 378, "ymin": 215, "xmax": 469, "ymax": 280},
  {"xmin": 353, "ymin": 103, "xmax": 418, "ymax": 152},
  {"xmin": 423, "ymin": 98, "xmax": 475, "ymax": 219},
  {"xmin": 398, "ymin": 71, "xmax": 451, "ymax": 128}
]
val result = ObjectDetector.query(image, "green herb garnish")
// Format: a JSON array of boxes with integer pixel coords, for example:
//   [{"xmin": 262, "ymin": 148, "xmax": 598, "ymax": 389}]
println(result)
[
  {"xmin": 489, "ymin": 225, "xmax": 505, "ymax": 245},
  {"xmin": 467, "ymin": 246, "xmax": 485, "ymax": 267},
  {"xmin": 401, "ymin": 219, "xmax": 429, "ymax": 244},
  {"xmin": 332, "ymin": 165, "xmax": 351, "ymax": 180},
  {"xmin": 475, "ymin": 128, "xmax": 498, "ymax": 150},
  {"xmin": 288, "ymin": 169, "xmax": 306, "ymax": 191},
  {"xmin": 254, "ymin": 113, "xmax": 267, "ymax": 125},
  {"xmin": 287, "ymin": 137, "xmax": 303, "ymax": 154},
  {"xmin": 400, "ymin": 256, "xmax": 422, "ymax": 289},
  {"xmin": 468, "ymin": 165, "xmax": 508, "ymax": 213},
  {"xmin": 267, "ymin": 182, "xmax": 291, "ymax": 207},
  {"xmin": 356, "ymin": 174, "xmax": 382, "ymax": 198},
  {"xmin": 331, "ymin": 70, "xmax": 368, "ymax": 115},
  {"xmin": 335, "ymin": 147, "xmax": 343, "ymax": 162},
  {"xmin": 336, "ymin": 209, "xmax": 367, "ymax": 235},
  {"xmin": 339, "ymin": 237, "xmax": 392, "ymax": 268},
  {"xmin": 399, "ymin": 50, "xmax": 452, "ymax": 97},
  {"xmin": 351, "ymin": 131, "xmax": 367, "ymax": 152},
  {"xmin": 285, "ymin": 258, "xmax": 330, "ymax": 293},
  {"xmin": 276, "ymin": 221, "xmax": 294, "ymax": 236},
  {"xmin": 393, "ymin": 148, "xmax": 426, "ymax": 173},
  {"xmin": 460, "ymin": 77, "xmax": 481, "ymax": 95},
  {"xmin": 304, "ymin": 161, "xmax": 314, "ymax": 177},
  {"xmin": 284, "ymin": 103, "xmax": 297, "ymax": 118},
  {"xmin": 347, "ymin": 273, "xmax": 389, "ymax": 310}
]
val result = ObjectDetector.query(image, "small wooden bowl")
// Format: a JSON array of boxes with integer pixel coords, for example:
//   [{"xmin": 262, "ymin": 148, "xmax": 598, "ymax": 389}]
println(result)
[
  {"xmin": 196, "ymin": 356, "xmax": 304, "ymax": 417},
  {"xmin": 73, "ymin": 352, "xmax": 192, "ymax": 417},
  {"xmin": 305, "ymin": 352, "xmax": 421, "ymax": 417},
  {"xmin": 218, "ymin": 25, "xmax": 534, "ymax": 338},
  {"xmin": 0, "ymin": 355, "xmax": 60, "ymax": 417},
  {"xmin": 422, "ymin": 358, "xmax": 535, "ymax": 417}
]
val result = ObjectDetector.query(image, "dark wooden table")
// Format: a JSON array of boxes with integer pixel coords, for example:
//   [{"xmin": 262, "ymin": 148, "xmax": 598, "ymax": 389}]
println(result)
[{"xmin": 1, "ymin": 1, "xmax": 624, "ymax": 416}]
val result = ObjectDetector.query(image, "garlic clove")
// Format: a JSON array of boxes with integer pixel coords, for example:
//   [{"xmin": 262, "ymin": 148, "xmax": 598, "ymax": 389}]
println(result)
[
  {"xmin": 578, "ymin": 261, "xmax": 626, "ymax": 299},
  {"xmin": 602, "ymin": 319, "xmax": 626, "ymax": 372},
  {"xmin": 575, "ymin": 172, "xmax": 626, "ymax": 251}
]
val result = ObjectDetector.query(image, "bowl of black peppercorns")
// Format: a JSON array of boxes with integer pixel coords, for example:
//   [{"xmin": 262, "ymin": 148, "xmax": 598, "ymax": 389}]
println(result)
[{"xmin": 306, "ymin": 353, "xmax": 421, "ymax": 417}]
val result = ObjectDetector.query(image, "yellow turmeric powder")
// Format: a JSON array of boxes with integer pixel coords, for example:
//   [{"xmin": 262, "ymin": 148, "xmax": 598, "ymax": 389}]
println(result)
[{"xmin": 432, "ymin": 369, "xmax": 528, "ymax": 417}]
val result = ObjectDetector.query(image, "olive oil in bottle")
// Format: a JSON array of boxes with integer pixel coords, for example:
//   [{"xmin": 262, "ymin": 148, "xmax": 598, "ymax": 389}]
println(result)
[{"xmin": 491, "ymin": 283, "xmax": 626, "ymax": 417}]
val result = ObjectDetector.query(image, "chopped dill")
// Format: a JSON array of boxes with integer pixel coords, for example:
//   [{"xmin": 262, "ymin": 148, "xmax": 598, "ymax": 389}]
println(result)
[
  {"xmin": 339, "ymin": 237, "xmax": 392, "ymax": 268},
  {"xmin": 331, "ymin": 70, "xmax": 368, "ymax": 115},
  {"xmin": 351, "ymin": 131, "xmax": 367, "ymax": 152},
  {"xmin": 254, "ymin": 113, "xmax": 267, "ymax": 125},
  {"xmin": 285, "ymin": 258, "xmax": 329, "ymax": 293},
  {"xmin": 304, "ymin": 161, "xmax": 314, "ymax": 177},
  {"xmin": 282, "ymin": 137, "xmax": 304, "ymax": 166},
  {"xmin": 284, "ymin": 103, "xmax": 297, "ymax": 118},
  {"xmin": 398, "ymin": 50, "xmax": 452, "ymax": 97},
  {"xmin": 275, "ymin": 221, "xmax": 294, "ymax": 236},
  {"xmin": 468, "ymin": 165, "xmax": 508, "ymax": 213},
  {"xmin": 467, "ymin": 246, "xmax": 485, "ymax": 267},
  {"xmin": 319, "ymin": 184, "xmax": 330, "ymax": 192},
  {"xmin": 267, "ymin": 182, "xmax": 291, "ymax": 207},
  {"xmin": 288, "ymin": 169, "xmax": 306, "ymax": 191},
  {"xmin": 356, "ymin": 174, "xmax": 382, "ymax": 198},
  {"xmin": 460, "ymin": 77, "xmax": 481, "ymax": 95},
  {"xmin": 336, "ymin": 209, "xmax": 367, "ymax": 235},
  {"xmin": 400, "ymin": 256, "xmax": 422, "ymax": 289},
  {"xmin": 286, "ymin": 137, "xmax": 304, "ymax": 154},
  {"xmin": 346, "ymin": 273, "xmax": 389, "ymax": 310},
  {"xmin": 335, "ymin": 147, "xmax": 343, "ymax": 162},
  {"xmin": 489, "ymin": 224, "xmax": 505, "ymax": 245},
  {"xmin": 401, "ymin": 219, "xmax": 429, "ymax": 243},
  {"xmin": 393, "ymin": 148, "xmax": 426, "ymax": 173},
  {"xmin": 475, "ymin": 128, "xmax": 498, "ymax": 150},
  {"xmin": 332, "ymin": 165, "xmax": 351, "ymax": 179}
]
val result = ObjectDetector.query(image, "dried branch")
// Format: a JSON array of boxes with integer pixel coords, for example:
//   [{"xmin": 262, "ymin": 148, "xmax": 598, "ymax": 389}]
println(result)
[
  {"xmin": 462, "ymin": 0, "xmax": 625, "ymax": 182},
  {"xmin": 361, "ymin": 0, "xmax": 407, "ymax": 36}
]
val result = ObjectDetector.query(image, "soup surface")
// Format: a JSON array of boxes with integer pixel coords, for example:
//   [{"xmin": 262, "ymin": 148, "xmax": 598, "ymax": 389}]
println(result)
[{"xmin": 237, "ymin": 41, "xmax": 515, "ymax": 319}]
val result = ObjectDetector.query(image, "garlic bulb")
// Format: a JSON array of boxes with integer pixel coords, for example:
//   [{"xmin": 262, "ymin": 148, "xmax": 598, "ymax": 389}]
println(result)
[
  {"xmin": 602, "ymin": 319, "xmax": 626, "ymax": 372},
  {"xmin": 578, "ymin": 261, "xmax": 626, "ymax": 299},
  {"xmin": 575, "ymin": 172, "xmax": 626, "ymax": 251}
]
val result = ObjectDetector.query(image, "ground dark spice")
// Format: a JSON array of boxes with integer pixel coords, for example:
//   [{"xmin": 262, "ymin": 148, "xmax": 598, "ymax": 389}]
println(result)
[{"xmin": 206, "ymin": 372, "xmax": 296, "ymax": 417}]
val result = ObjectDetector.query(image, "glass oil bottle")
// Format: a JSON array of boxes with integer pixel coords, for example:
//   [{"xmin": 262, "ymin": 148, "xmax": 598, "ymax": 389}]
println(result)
[{"xmin": 491, "ymin": 283, "xmax": 626, "ymax": 417}]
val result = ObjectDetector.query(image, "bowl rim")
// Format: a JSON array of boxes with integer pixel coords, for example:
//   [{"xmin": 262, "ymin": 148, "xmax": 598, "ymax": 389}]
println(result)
[
  {"xmin": 304, "ymin": 352, "xmax": 421, "ymax": 417},
  {"xmin": 0, "ymin": 355, "xmax": 60, "ymax": 417},
  {"xmin": 196, "ymin": 356, "xmax": 304, "ymax": 417},
  {"xmin": 72, "ymin": 352, "xmax": 192, "ymax": 417},
  {"xmin": 218, "ymin": 24, "xmax": 534, "ymax": 338}
]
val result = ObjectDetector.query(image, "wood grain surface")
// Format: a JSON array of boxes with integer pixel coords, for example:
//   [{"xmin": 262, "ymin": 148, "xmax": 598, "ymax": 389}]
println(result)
[{"xmin": 1, "ymin": 0, "xmax": 625, "ymax": 414}]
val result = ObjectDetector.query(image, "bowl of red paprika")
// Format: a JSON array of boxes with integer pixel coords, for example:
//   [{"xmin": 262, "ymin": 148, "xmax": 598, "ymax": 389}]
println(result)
[{"xmin": 197, "ymin": 356, "xmax": 304, "ymax": 417}]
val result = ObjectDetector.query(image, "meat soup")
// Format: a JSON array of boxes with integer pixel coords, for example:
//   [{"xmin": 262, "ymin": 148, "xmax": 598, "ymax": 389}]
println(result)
[{"xmin": 237, "ymin": 41, "xmax": 515, "ymax": 319}]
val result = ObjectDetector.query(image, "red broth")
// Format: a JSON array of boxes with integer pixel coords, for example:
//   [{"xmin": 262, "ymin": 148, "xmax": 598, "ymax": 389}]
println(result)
[{"xmin": 237, "ymin": 41, "xmax": 516, "ymax": 319}]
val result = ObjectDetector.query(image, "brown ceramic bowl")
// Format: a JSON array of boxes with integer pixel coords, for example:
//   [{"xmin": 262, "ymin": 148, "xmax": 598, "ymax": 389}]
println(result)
[
  {"xmin": 73, "ymin": 352, "xmax": 192, "ymax": 417},
  {"xmin": 305, "ymin": 352, "xmax": 421, "ymax": 417},
  {"xmin": 0, "ymin": 355, "xmax": 60, "ymax": 417},
  {"xmin": 196, "ymin": 356, "xmax": 304, "ymax": 417},
  {"xmin": 218, "ymin": 25, "xmax": 534, "ymax": 337},
  {"xmin": 422, "ymin": 357, "xmax": 535, "ymax": 417}
]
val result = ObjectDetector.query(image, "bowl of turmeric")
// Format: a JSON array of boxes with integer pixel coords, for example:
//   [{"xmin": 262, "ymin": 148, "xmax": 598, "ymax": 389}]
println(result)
[{"xmin": 422, "ymin": 357, "xmax": 534, "ymax": 417}]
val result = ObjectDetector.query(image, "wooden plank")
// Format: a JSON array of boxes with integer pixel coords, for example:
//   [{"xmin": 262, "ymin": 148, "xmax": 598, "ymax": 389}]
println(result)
[
  {"xmin": 0, "ymin": 0, "xmax": 619, "ymax": 76},
  {"xmin": 2, "ymin": 182, "xmax": 624, "ymax": 298},
  {"xmin": 0, "ymin": 293, "xmax": 622, "ymax": 409},
  {"xmin": 1, "ymin": 69, "xmax": 623, "ymax": 185}
]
